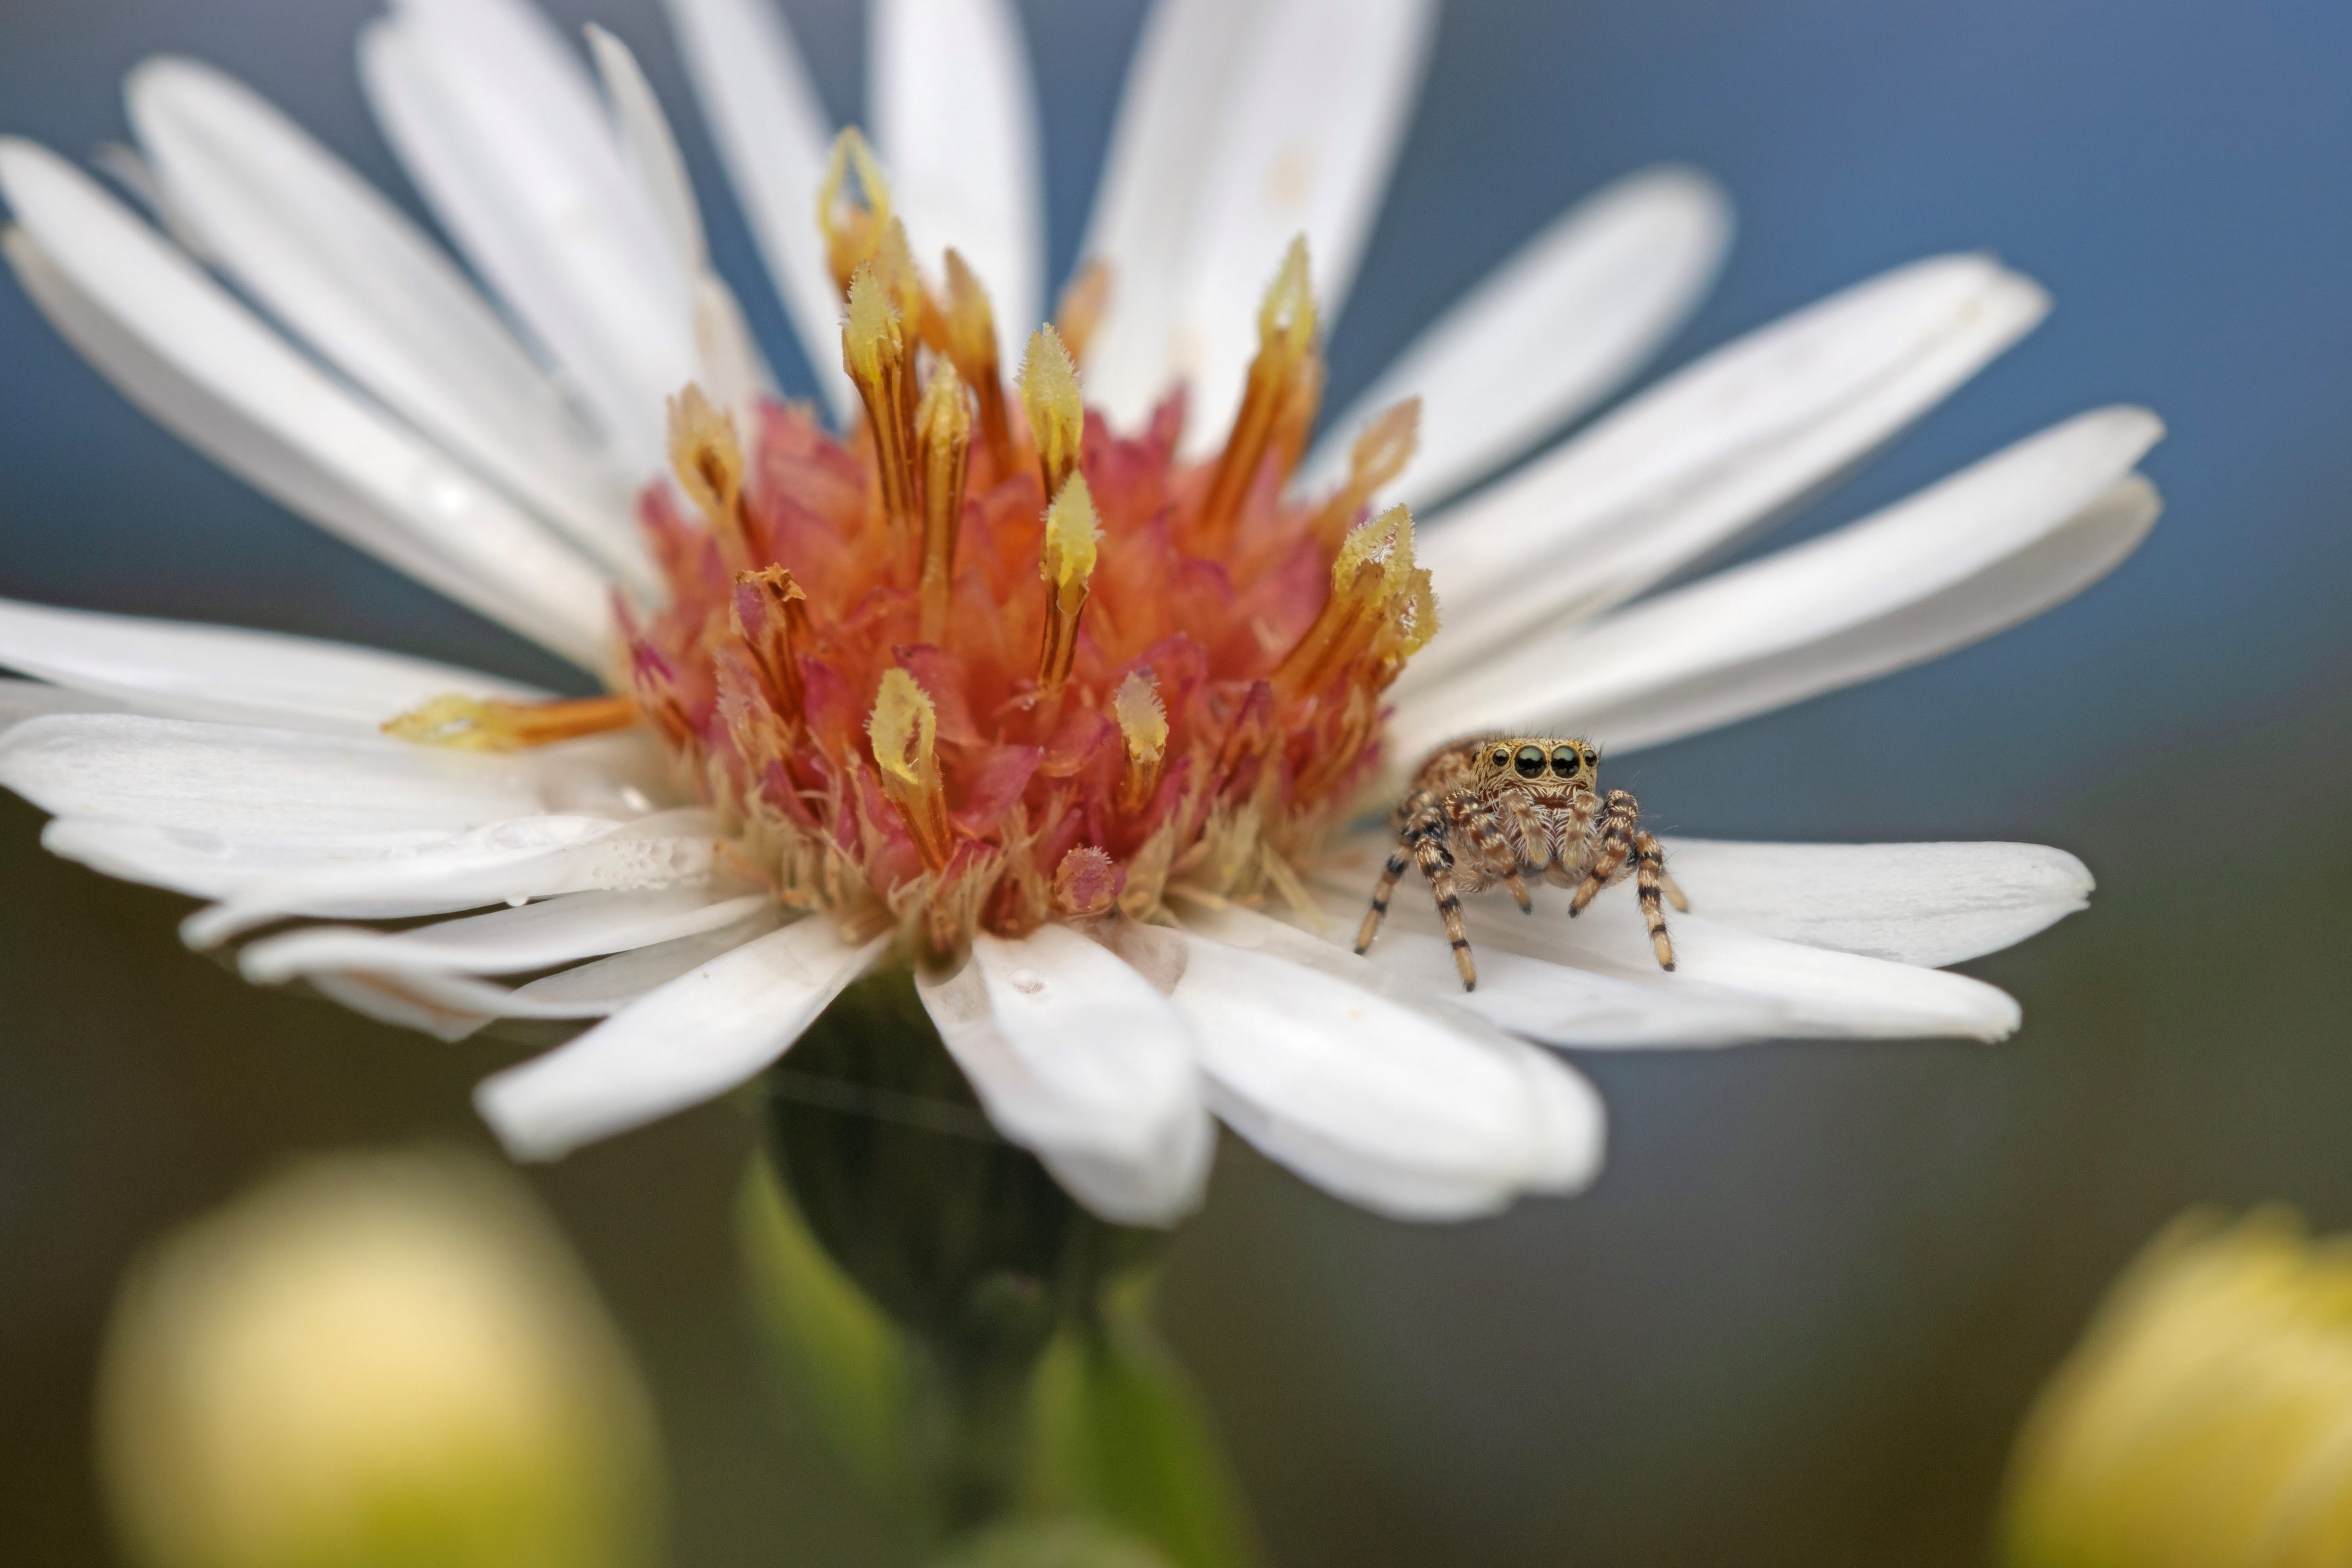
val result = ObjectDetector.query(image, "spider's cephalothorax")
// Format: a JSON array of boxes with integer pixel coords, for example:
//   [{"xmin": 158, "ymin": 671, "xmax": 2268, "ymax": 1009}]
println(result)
[{"xmin": 1354, "ymin": 736, "xmax": 1678, "ymax": 989}]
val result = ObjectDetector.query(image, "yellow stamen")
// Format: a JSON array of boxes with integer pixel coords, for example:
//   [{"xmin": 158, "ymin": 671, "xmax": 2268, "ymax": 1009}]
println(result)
[
  {"xmin": 1313, "ymin": 397, "xmax": 1420, "ymax": 546},
  {"xmin": 816, "ymin": 128, "xmax": 893, "ymax": 297},
  {"xmin": 1035, "ymin": 472, "xmax": 1101, "ymax": 692},
  {"xmin": 914, "ymin": 360, "xmax": 973, "ymax": 644},
  {"xmin": 1197, "ymin": 235, "xmax": 1320, "ymax": 549},
  {"xmin": 842, "ymin": 263, "xmax": 918, "ymax": 540},
  {"xmin": 1053, "ymin": 258, "xmax": 1113, "ymax": 366},
  {"xmin": 666, "ymin": 385, "xmax": 749, "ymax": 568},
  {"xmin": 383, "ymin": 693, "xmax": 639, "ymax": 752},
  {"xmin": 1275, "ymin": 503, "xmax": 1436, "ymax": 698},
  {"xmin": 730, "ymin": 565, "xmax": 814, "ymax": 716},
  {"xmin": 867, "ymin": 667, "xmax": 953, "ymax": 873},
  {"xmin": 1112, "ymin": 669, "xmax": 1168, "ymax": 814},
  {"xmin": 940, "ymin": 249, "xmax": 1014, "ymax": 474},
  {"xmin": 1019, "ymin": 324, "xmax": 1084, "ymax": 504}
]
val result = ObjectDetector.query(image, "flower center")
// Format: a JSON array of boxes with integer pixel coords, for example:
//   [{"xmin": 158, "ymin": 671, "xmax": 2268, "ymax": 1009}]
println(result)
[{"xmin": 404, "ymin": 132, "xmax": 1434, "ymax": 964}]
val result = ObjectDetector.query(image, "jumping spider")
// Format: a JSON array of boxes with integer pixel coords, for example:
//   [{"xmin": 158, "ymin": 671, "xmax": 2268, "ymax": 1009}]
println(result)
[{"xmin": 1354, "ymin": 736, "xmax": 1682, "ymax": 990}]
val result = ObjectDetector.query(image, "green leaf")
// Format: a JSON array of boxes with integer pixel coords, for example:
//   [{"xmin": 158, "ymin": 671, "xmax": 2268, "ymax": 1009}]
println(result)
[
  {"xmin": 735, "ymin": 1157, "xmax": 912, "ymax": 1502},
  {"xmin": 1025, "ymin": 1297, "xmax": 1263, "ymax": 1568}
]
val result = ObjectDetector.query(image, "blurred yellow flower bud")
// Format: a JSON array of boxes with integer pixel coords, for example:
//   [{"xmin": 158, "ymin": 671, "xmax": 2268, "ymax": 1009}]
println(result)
[
  {"xmin": 95, "ymin": 1150, "xmax": 662, "ymax": 1568},
  {"xmin": 2001, "ymin": 1206, "xmax": 2352, "ymax": 1568}
]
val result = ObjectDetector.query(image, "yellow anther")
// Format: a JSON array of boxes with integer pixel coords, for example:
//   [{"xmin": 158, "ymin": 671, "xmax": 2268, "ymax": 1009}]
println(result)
[
  {"xmin": 1020, "ymin": 324, "xmax": 1084, "ymax": 503},
  {"xmin": 1196, "ymin": 234, "xmax": 1323, "ymax": 549},
  {"xmin": 915, "ymin": 360, "xmax": 973, "ymax": 643},
  {"xmin": 1314, "ymin": 397, "xmax": 1420, "ymax": 545},
  {"xmin": 842, "ymin": 263, "xmax": 918, "ymax": 540},
  {"xmin": 1275, "ymin": 504, "xmax": 1436, "ymax": 698},
  {"xmin": 1053, "ymin": 258, "xmax": 1113, "ymax": 366},
  {"xmin": 939, "ymin": 250, "xmax": 1013, "ymax": 474},
  {"xmin": 1035, "ymin": 472, "xmax": 1100, "ymax": 691},
  {"xmin": 383, "ymin": 693, "xmax": 640, "ymax": 752},
  {"xmin": 1112, "ymin": 669, "xmax": 1168, "ymax": 814},
  {"xmin": 817, "ymin": 127, "xmax": 893, "ymax": 297},
  {"xmin": 666, "ymin": 384, "xmax": 748, "ymax": 567},
  {"xmin": 867, "ymin": 667, "xmax": 953, "ymax": 872}
]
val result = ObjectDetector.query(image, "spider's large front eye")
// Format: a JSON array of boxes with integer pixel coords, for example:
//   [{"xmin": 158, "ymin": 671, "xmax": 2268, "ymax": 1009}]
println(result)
[
  {"xmin": 1550, "ymin": 745, "xmax": 1579, "ymax": 777},
  {"xmin": 1514, "ymin": 745, "xmax": 1546, "ymax": 779}
]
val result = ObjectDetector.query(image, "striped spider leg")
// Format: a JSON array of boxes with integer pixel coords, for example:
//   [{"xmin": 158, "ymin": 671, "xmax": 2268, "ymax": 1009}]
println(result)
[{"xmin": 1354, "ymin": 737, "xmax": 1680, "ymax": 989}]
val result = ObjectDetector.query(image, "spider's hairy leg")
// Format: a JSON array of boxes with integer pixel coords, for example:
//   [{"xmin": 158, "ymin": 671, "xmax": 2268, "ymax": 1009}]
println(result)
[
  {"xmin": 1354, "ymin": 838, "xmax": 1414, "ymax": 954},
  {"xmin": 1635, "ymin": 829, "xmax": 1675, "ymax": 971},
  {"xmin": 1415, "ymin": 831, "xmax": 1477, "ymax": 989},
  {"xmin": 1661, "ymin": 869, "xmax": 1691, "ymax": 913},
  {"xmin": 1502, "ymin": 871, "xmax": 1534, "ymax": 913},
  {"xmin": 1569, "ymin": 789, "xmax": 1641, "ymax": 916}
]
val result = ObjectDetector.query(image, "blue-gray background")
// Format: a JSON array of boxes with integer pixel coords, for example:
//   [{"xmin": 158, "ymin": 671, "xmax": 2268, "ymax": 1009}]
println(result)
[{"xmin": 4, "ymin": 2, "xmax": 2349, "ymax": 1564}]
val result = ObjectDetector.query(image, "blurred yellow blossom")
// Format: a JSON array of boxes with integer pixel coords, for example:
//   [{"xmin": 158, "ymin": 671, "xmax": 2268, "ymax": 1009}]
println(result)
[
  {"xmin": 95, "ymin": 1150, "xmax": 662, "ymax": 1568},
  {"xmin": 2002, "ymin": 1206, "xmax": 2352, "ymax": 1568}
]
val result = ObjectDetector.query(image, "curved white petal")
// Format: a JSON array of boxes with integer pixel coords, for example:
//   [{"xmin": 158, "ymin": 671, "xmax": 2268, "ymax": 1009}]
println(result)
[
  {"xmin": 916, "ymin": 926, "xmax": 1213, "ymax": 1227},
  {"xmin": 360, "ymin": 0, "xmax": 694, "ymax": 470},
  {"xmin": 871, "ymin": 0, "xmax": 1043, "ymax": 354},
  {"xmin": 1319, "ymin": 870, "xmax": 2022, "ymax": 1047},
  {"xmin": 1161, "ymin": 909, "xmax": 1604, "ymax": 1219},
  {"xmin": 660, "ymin": 0, "xmax": 852, "ymax": 416},
  {"xmin": 584, "ymin": 25, "xmax": 704, "ymax": 274},
  {"xmin": 0, "ymin": 712, "xmax": 574, "ymax": 843},
  {"xmin": 1089, "ymin": 0, "xmax": 1438, "ymax": 440},
  {"xmin": 1407, "ymin": 254, "xmax": 2049, "ymax": 689},
  {"xmin": 1080, "ymin": 0, "xmax": 1253, "ymax": 416},
  {"xmin": 0, "ymin": 678, "xmax": 143, "ymax": 734},
  {"xmin": 1659, "ymin": 839, "xmax": 2094, "ymax": 969},
  {"xmin": 124, "ymin": 57, "xmax": 650, "ymax": 589},
  {"xmin": 1394, "ymin": 409, "xmax": 2161, "ymax": 759},
  {"xmin": 177, "ymin": 807, "xmax": 720, "ymax": 947},
  {"xmin": 474, "ymin": 916, "xmax": 887, "ymax": 1160},
  {"xmin": 0, "ymin": 597, "xmax": 546, "ymax": 734},
  {"xmin": 1306, "ymin": 166, "xmax": 1734, "ymax": 510},
  {"xmin": 281, "ymin": 902, "xmax": 784, "ymax": 1042},
  {"xmin": 0, "ymin": 144, "xmax": 614, "ymax": 666},
  {"xmin": 239, "ymin": 885, "xmax": 770, "ymax": 982},
  {"xmin": 1558, "ymin": 472, "xmax": 2161, "ymax": 755}
]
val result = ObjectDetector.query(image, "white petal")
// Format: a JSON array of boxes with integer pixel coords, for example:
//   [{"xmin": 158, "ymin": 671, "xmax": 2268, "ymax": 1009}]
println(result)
[
  {"xmin": 1406, "ymin": 254, "xmax": 2049, "ymax": 689},
  {"xmin": 124, "ymin": 57, "xmax": 650, "ymax": 589},
  {"xmin": 178, "ymin": 808, "xmax": 719, "ymax": 946},
  {"xmin": 1659, "ymin": 839, "xmax": 2094, "ymax": 969},
  {"xmin": 1321, "ymin": 869, "xmax": 2022, "ymax": 1047},
  {"xmin": 0, "ymin": 147, "xmax": 614, "ymax": 667},
  {"xmin": 917, "ymin": 926, "xmax": 1214, "ymax": 1227},
  {"xmin": 1304, "ymin": 166, "xmax": 1733, "ymax": 510},
  {"xmin": 238, "ymin": 885, "xmax": 770, "ymax": 982},
  {"xmin": 584, "ymin": 25, "xmax": 704, "ymax": 274},
  {"xmin": 1394, "ymin": 410, "xmax": 2162, "ymax": 760},
  {"xmin": 1079, "ymin": 0, "xmax": 1255, "ymax": 419},
  {"xmin": 0, "ymin": 712, "xmax": 572, "ymax": 843},
  {"xmin": 1161, "ymin": 0, "xmax": 1439, "ymax": 453},
  {"xmin": 361, "ymin": 0, "xmax": 694, "ymax": 470},
  {"xmin": 0, "ymin": 677, "xmax": 141, "ymax": 733},
  {"xmin": 660, "ymin": 0, "xmax": 852, "ymax": 416},
  {"xmin": 474, "ymin": 917, "xmax": 887, "ymax": 1160},
  {"xmin": 0, "ymin": 597, "xmax": 545, "ymax": 734},
  {"xmin": 871, "ymin": 0, "xmax": 1044, "ymax": 354},
  {"xmin": 1162, "ymin": 907, "xmax": 1604, "ymax": 1219},
  {"xmin": 1592, "ymin": 473, "xmax": 2161, "ymax": 754},
  {"xmin": 285, "ymin": 902, "xmax": 785, "ymax": 1042}
]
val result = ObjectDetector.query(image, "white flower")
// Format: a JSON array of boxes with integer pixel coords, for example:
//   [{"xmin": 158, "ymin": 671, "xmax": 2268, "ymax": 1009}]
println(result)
[{"xmin": 0, "ymin": 0, "xmax": 2153, "ymax": 1225}]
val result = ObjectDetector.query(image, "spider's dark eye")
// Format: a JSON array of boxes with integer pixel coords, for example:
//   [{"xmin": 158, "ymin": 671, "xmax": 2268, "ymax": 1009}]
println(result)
[
  {"xmin": 1514, "ymin": 745, "xmax": 1546, "ymax": 779},
  {"xmin": 1491, "ymin": 748, "xmax": 1511, "ymax": 768},
  {"xmin": 1551, "ymin": 745, "xmax": 1579, "ymax": 777}
]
